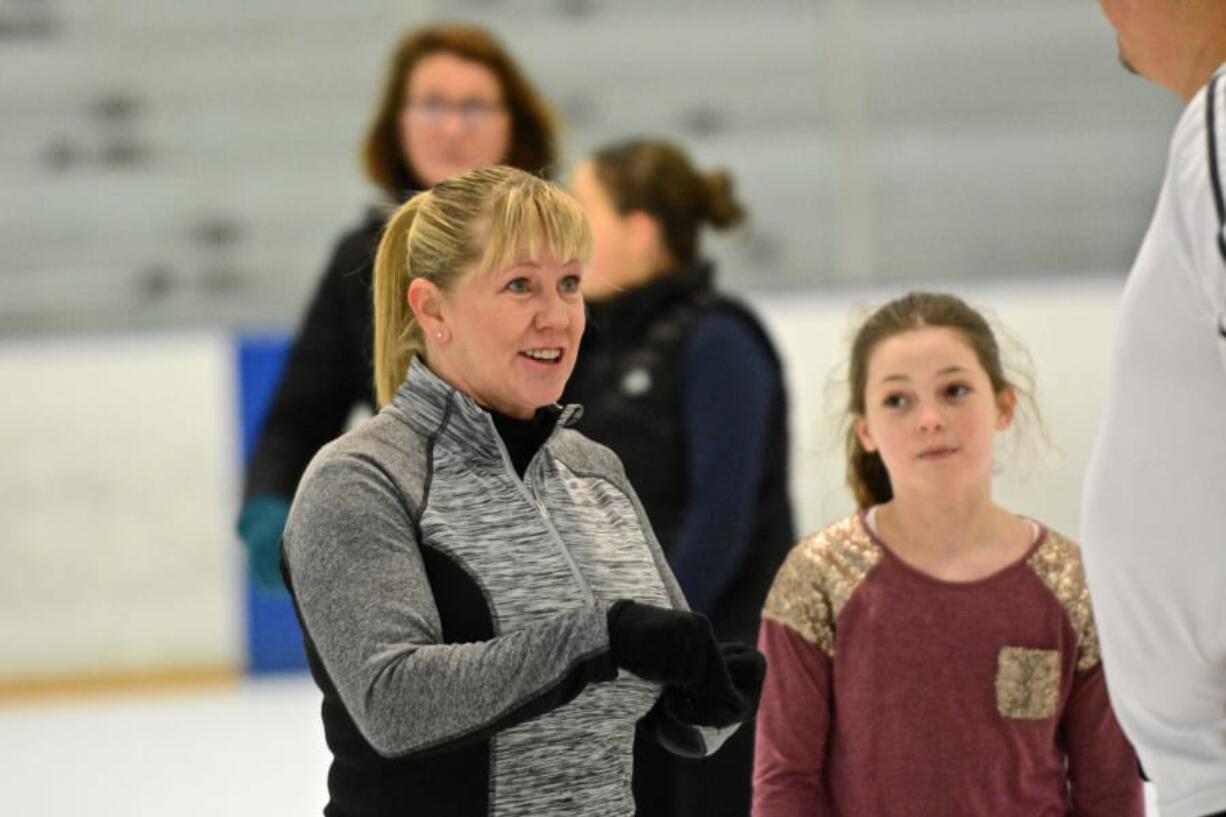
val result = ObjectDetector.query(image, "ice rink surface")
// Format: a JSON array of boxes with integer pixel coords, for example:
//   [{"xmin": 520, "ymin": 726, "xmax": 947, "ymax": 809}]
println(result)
[
  {"xmin": 0, "ymin": 676, "xmax": 329, "ymax": 816},
  {"xmin": 0, "ymin": 674, "xmax": 1161, "ymax": 816}
]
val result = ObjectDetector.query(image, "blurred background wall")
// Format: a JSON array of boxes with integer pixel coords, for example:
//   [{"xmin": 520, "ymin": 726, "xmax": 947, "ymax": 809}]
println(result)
[
  {"xmin": 1, "ymin": 0, "xmax": 1180, "ymax": 334},
  {"xmin": 0, "ymin": 1, "xmax": 1183, "ymax": 806}
]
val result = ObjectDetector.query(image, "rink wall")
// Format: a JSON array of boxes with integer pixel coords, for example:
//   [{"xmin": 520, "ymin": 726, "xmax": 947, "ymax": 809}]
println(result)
[{"xmin": 0, "ymin": 277, "xmax": 1123, "ymax": 690}]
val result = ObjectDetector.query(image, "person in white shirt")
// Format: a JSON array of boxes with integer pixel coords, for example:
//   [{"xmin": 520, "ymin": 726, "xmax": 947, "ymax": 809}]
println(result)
[{"xmin": 1082, "ymin": 3, "xmax": 1226, "ymax": 817}]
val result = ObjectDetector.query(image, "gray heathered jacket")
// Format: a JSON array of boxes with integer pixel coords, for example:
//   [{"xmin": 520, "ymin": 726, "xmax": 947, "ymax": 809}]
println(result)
[{"xmin": 283, "ymin": 358, "xmax": 731, "ymax": 817}]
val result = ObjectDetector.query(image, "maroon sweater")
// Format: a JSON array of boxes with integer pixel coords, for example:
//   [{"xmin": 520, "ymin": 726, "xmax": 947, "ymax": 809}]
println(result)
[{"xmin": 753, "ymin": 514, "xmax": 1141, "ymax": 817}]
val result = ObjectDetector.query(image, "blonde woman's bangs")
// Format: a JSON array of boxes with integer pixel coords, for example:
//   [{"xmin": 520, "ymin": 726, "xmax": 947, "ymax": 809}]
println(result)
[{"xmin": 477, "ymin": 182, "xmax": 592, "ymax": 275}]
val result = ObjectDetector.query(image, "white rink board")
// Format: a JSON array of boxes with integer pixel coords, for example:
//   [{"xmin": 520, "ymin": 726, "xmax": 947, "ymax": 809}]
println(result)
[
  {"xmin": 0, "ymin": 332, "xmax": 242, "ymax": 679},
  {"xmin": 0, "ymin": 279, "xmax": 1124, "ymax": 682}
]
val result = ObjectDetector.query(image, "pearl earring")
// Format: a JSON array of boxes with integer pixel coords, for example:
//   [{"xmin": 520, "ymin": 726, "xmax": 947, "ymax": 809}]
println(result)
[{"xmin": 435, "ymin": 330, "xmax": 443, "ymax": 340}]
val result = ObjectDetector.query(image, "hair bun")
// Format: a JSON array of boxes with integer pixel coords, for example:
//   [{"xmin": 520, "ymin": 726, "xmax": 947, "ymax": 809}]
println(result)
[{"xmin": 701, "ymin": 169, "xmax": 745, "ymax": 230}]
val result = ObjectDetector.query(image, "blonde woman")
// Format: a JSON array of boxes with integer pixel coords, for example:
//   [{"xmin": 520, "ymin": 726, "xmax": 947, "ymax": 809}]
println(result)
[{"xmin": 281, "ymin": 166, "xmax": 765, "ymax": 816}]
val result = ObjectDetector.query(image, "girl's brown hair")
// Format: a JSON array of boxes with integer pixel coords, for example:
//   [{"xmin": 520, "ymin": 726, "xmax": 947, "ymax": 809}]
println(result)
[
  {"xmin": 589, "ymin": 138, "xmax": 744, "ymax": 267},
  {"xmin": 845, "ymin": 291, "xmax": 1033, "ymax": 509},
  {"xmin": 362, "ymin": 24, "xmax": 559, "ymax": 198},
  {"xmin": 372, "ymin": 165, "xmax": 591, "ymax": 406}
]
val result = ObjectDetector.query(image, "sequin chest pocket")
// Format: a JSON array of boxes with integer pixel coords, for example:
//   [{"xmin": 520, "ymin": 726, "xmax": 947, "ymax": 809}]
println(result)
[{"xmin": 995, "ymin": 646, "xmax": 1060, "ymax": 720}]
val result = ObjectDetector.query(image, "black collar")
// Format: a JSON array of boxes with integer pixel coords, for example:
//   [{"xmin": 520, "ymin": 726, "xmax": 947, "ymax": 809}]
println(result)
[
  {"xmin": 489, "ymin": 406, "xmax": 563, "ymax": 478},
  {"xmin": 585, "ymin": 260, "xmax": 715, "ymax": 346}
]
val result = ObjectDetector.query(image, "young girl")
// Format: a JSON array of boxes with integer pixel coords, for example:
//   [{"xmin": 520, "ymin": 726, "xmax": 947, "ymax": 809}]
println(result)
[{"xmin": 752, "ymin": 292, "xmax": 1141, "ymax": 816}]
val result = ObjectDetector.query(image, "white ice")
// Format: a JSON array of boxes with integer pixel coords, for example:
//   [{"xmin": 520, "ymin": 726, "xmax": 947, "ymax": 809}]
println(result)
[{"xmin": 0, "ymin": 674, "xmax": 1162, "ymax": 816}]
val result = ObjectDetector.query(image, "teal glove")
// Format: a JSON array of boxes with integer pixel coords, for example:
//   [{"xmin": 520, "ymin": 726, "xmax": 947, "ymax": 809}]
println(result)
[{"xmin": 237, "ymin": 495, "xmax": 291, "ymax": 593}]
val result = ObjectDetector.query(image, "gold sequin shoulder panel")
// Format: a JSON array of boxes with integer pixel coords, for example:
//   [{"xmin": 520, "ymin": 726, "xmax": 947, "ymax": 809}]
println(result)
[
  {"xmin": 762, "ymin": 515, "xmax": 883, "ymax": 657},
  {"xmin": 1025, "ymin": 527, "xmax": 1101, "ymax": 672}
]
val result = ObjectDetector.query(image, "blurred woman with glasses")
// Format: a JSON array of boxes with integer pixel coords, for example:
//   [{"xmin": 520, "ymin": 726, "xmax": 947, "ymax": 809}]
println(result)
[{"xmin": 238, "ymin": 24, "xmax": 558, "ymax": 591}]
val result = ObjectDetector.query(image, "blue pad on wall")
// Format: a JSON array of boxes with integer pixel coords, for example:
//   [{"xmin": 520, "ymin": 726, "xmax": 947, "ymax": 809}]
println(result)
[{"xmin": 236, "ymin": 335, "xmax": 308, "ymax": 674}]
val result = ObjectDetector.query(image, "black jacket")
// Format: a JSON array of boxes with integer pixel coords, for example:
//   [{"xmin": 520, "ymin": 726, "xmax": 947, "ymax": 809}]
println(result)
[
  {"xmin": 244, "ymin": 209, "xmax": 384, "ymax": 501},
  {"xmin": 562, "ymin": 263, "xmax": 795, "ymax": 642}
]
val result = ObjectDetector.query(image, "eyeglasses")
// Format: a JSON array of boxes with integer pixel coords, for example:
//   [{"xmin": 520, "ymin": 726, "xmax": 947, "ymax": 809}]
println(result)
[{"xmin": 405, "ymin": 98, "xmax": 506, "ymax": 129}]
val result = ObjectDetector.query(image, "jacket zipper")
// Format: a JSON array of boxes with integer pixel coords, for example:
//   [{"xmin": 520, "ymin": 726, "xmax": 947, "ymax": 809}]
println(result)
[
  {"xmin": 488, "ymin": 418, "xmax": 597, "ymax": 605},
  {"xmin": 527, "ymin": 481, "xmax": 597, "ymax": 605}
]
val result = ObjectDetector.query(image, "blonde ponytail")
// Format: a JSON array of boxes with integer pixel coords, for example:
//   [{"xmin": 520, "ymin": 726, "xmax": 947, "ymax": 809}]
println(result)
[{"xmin": 373, "ymin": 195, "xmax": 426, "ymax": 407}]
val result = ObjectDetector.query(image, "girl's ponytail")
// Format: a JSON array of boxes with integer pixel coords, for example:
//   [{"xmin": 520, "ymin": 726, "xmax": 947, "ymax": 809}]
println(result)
[{"xmin": 847, "ymin": 437, "xmax": 893, "ymax": 510}]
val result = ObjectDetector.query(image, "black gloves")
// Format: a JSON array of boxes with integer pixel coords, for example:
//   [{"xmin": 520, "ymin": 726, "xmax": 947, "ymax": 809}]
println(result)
[
  {"xmin": 719, "ymin": 641, "xmax": 768, "ymax": 715},
  {"xmin": 607, "ymin": 600, "xmax": 766, "ymax": 728},
  {"xmin": 661, "ymin": 642, "xmax": 767, "ymax": 727},
  {"xmin": 606, "ymin": 599, "xmax": 728, "ymax": 688}
]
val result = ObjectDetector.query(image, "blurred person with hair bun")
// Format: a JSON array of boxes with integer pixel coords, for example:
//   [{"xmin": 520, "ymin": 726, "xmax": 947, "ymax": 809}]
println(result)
[
  {"xmin": 568, "ymin": 138, "xmax": 795, "ymax": 817},
  {"xmin": 239, "ymin": 23, "xmax": 558, "ymax": 592}
]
